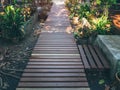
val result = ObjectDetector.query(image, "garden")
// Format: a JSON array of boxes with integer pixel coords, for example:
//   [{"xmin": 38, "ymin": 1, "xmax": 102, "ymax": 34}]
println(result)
[
  {"xmin": 65, "ymin": 0, "xmax": 120, "ymax": 44},
  {"xmin": 0, "ymin": 0, "xmax": 120, "ymax": 90},
  {"xmin": 0, "ymin": 0, "xmax": 52, "ymax": 90},
  {"xmin": 65, "ymin": 0, "xmax": 120, "ymax": 90}
]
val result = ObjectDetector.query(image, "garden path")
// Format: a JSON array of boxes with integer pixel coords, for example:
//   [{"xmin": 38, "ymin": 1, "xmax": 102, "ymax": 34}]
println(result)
[{"xmin": 17, "ymin": 0, "xmax": 90, "ymax": 90}]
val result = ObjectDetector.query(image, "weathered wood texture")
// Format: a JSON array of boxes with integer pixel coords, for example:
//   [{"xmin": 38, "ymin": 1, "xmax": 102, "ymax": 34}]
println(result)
[
  {"xmin": 78, "ymin": 45, "xmax": 110, "ymax": 72},
  {"xmin": 17, "ymin": 1, "xmax": 89, "ymax": 89}
]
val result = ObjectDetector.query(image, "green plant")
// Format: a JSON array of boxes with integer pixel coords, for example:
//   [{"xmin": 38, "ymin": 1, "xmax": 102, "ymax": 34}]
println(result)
[
  {"xmin": 74, "ymin": 15, "xmax": 111, "ymax": 39},
  {"xmin": 76, "ymin": 3, "xmax": 91, "ymax": 19},
  {"xmin": 90, "ymin": 0, "xmax": 116, "ymax": 17},
  {"xmin": 1, "ymin": 5, "xmax": 25, "ymax": 40},
  {"xmin": 65, "ymin": 0, "xmax": 80, "ymax": 18},
  {"xmin": 66, "ymin": 0, "xmax": 114, "ymax": 42},
  {"xmin": 22, "ymin": 6, "xmax": 31, "ymax": 21},
  {"xmin": 91, "ymin": 15, "xmax": 111, "ymax": 35}
]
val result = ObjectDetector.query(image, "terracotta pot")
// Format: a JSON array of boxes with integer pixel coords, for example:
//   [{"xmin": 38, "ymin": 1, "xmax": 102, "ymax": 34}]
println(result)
[{"xmin": 113, "ymin": 19, "xmax": 120, "ymax": 28}]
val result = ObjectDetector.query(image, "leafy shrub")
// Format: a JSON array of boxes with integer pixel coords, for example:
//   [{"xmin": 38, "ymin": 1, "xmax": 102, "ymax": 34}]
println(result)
[
  {"xmin": 22, "ymin": 7, "xmax": 31, "ymax": 21},
  {"xmin": 76, "ymin": 15, "xmax": 111, "ymax": 39},
  {"xmin": 77, "ymin": 3, "xmax": 91, "ymax": 19},
  {"xmin": 91, "ymin": 15, "xmax": 111, "ymax": 35},
  {"xmin": 1, "ymin": 5, "xmax": 25, "ymax": 41},
  {"xmin": 66, "ymin": 0, "xmax": 113, "ymax": 37}
]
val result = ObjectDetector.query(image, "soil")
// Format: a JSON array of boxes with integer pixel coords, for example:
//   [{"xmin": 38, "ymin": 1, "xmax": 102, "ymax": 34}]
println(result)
[
  {"xmin": 0, "ymin": 21, "xmax": 43, "ymax": 90},
  {"xmin": 86, "ymin": 71, "xmax": 111, "ymax": 90}
]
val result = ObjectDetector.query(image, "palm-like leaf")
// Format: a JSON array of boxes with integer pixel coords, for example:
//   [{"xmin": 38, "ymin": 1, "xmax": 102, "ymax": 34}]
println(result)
[{"xmin": 1, "ymin": 5, "xmax": 25, "ymax": 40}]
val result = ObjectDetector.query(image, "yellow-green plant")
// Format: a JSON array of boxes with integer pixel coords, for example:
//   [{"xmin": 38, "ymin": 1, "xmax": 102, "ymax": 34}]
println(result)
[
  {"xmin": 1, "ymin": 5, "xmax": 25, "ymax": 40},
  {"xmin": 91, "ymin": 15, "xmax": 111, "ymax": 35}
]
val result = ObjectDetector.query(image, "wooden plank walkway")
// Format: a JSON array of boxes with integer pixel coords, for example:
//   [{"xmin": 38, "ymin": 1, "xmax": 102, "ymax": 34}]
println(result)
[
  {"xmin": 78, "ymin": 45, "xmax": 110, "ymax": 72},
  {"xmin": 17, "ymin": 1, "xmax": 90, "ymax": 90}
]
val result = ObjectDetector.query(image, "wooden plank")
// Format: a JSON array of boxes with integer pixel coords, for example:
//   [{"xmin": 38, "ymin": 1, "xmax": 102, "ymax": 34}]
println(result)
[
  {"xmin": 27, "ymin": 64, "xmax": 83, "ymax": 66},
  {"xmin": 39, "ymin": 34, "xmax": 73, "ymax": 36},
  {"xmin": 35, "ymin": 44, "xmax": 77, "ymax": 47},
  {"xmin": 33, "ymin": 47, "xmax": 78, "ymax": 51},
  {"xmin": 38, "ymin": 37, "xmax": 74, "ymax": 40},
  {"xmin": 45, "ymin": 23, "xmax": 70, "ymax": 27},
  {"xmin": 37, "ymin": 38, "xmax": 75, "ymax": 42},
  {"xmin": 20, "ymin": 77, "xmax": 87, "ymax": 82},
  {"xmin": 31, "ymin": 54, "xmax": 80, "ymax": 59},
  {"xmin": 88, "ymin": 45, "xmax": 104, "ymax": 69},
  {"xmin": 36, "ymin": 42, "xmax": 76, "ymax": 45},
  {"xmin": 41, "ymin": 28, "xmax": 71, "ymax": 32},
  {"xmin": 33, "ymin": 48, "xmax": 78, "ymax": 51},
  {"xmin": 32, "ymin": 50, "xmax": 79, "ymax": 54},
  {"xmin": 27, "ymin": 64, "xmax": 82, "ymax": 66},
  {"xmin": 39, "ymin": 33, "xmax": 73, "ymax": 36},
  {"xmin": 93, "ymin": 46, "xmax": 110, "ymax": 69},
  {"xmin": 37, "ymin": 41, "xmax": 75, "ymax": 43},
  {"xmin": 27, "ymin": 62, "xmax": 83, "ymax": 65},
  {"xmin": 83, "ymin": 45, "xmax": 97, "ymax": 69},
  {"xmin": 26, "ymin": 65, "xmax": 84, "ymax": 69},
  {"xmin": 22, "ymin": 73, "xmax": 86, "ymax": 77},
  {"xmin": 42, "ymin": 25, "xmax": 73, "ymax": 29},
  {"xmin": 39, "ymin": 38, "xmax": 74, "ymax": 40},
  {"xmin": 24, "ymin": 69, "xmax": 85, "ymax": 73},
  {"xmin": 78, "ymin": 45, "xmax": 90, "ymax": 69},
  {"xmin": 34, "ymin": 46, "xmax": 77, "ymax": 49},
  {"xmin": 39, "ymin": 37, "xmax": 74, "ymax": 40},
  {"xmin": 45, "ymin": 19, "xmax": 69, "ymax": 23},
  {"xmin": 29, "ymin": 59, "xmax": 81, "ymax": 62},
  {"xmin": 39, "ymin": 36, "xmax": 74, "ymax": 39},
  {"xmin": 47, "ymin": 16, "xmax": 69, "ymax": 19},
  {"xmin": 18, "ymin": 82, "xmax": 89, "ymax": 88},
  {"xmin": 45, "ymin": 22, "xmax": 70, "ymax": 25},
  {"xmin": 39, "ymin": 32, "xmax": 72, "ymax": 35}
]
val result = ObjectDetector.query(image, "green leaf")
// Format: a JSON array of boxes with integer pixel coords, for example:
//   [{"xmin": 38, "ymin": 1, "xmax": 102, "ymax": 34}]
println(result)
[
  {"xmin": 98, "ymin": 79, "xmax": 105, "ymax": 85},
  {"xmin": 96, "ymin": 0, "xmax": 101, "ymax": 5}
]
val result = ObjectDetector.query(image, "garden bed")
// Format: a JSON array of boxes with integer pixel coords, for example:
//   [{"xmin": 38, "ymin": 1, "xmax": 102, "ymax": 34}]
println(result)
[
  {"xmin": 65, "ymin": 0, "xmax": 120, "ymax": 90},
  {"xmin": 0, "ymin": 21, "xmax": 41, "ymax": 90},
  {"xmin": 0, "ymin": 11, "xmax": 46, "ymax": 89},
  {"xmin": 0, "ymin": 1, "xmax": 52, "ymax": 89}
]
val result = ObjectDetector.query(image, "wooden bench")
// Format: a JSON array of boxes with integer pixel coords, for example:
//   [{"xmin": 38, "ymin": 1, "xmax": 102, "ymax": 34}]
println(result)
[{"xmin": 78, "ymin": 45, "xmax": 110, "ymax": 72}]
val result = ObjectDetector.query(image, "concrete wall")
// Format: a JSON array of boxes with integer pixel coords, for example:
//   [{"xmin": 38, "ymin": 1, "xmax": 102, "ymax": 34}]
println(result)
[{"xmin": 94, "ymin": 35, "xmax": 120, "ymax": 80}]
